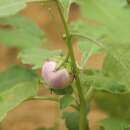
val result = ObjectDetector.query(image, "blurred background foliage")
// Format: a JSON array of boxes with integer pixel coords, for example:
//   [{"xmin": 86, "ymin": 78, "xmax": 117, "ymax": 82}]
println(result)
[{"xmin": 0, "ymin": 1, "xmax": 105, "ymax": 130}]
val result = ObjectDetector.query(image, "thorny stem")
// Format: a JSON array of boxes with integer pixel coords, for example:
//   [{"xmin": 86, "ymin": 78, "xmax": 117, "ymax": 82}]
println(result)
[{"xmin": 55, "ymin": 0, "xmax": 88, "ymax": 130}]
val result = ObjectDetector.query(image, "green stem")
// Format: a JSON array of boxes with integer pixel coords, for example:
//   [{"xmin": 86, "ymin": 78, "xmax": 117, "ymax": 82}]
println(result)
[
  {"xmin": 56, "ymin": 53, "xmax": 69, "ymax": 70},
  {"xmin": 31, "ymin": 96, "xmax": 58, "ymax": 101},
  {"xmin": 72, "ymin": 33, "xmax": 105, "ymax": 49},
  {"xmin": 85, "ymin": 87, "xmax": 95, "ymax": 103},
  {"xmin": 55, "ymin": 1, "xmax": 88, "ymax": 130}
]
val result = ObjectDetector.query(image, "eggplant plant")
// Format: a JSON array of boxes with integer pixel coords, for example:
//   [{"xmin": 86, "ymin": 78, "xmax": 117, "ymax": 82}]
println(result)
[{"xmin": 0, "ymin": 0, "xmax": 130, "ymax": 130}]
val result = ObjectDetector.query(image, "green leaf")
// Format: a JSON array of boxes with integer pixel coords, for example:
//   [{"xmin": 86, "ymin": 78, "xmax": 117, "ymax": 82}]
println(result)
[
  {"xmin": 18, "ymin": 48, "xmax": 63, "ymax": 69},
  {"xmin": 0, "ymin": 0, "xmax": 43, "ymax": 17},
  {"xmin": 87, "ymin": 75, "xmax": 128, "ymax": 94},
  {"xmin": 51, "ymin": 86, "xmax": 73, "ymax": 95},
  {"xmin": 79, "ymin": 69, "xmax": 98, "ymax": 96},
  {"xmin": 75, "ymin": 1, "xmax": 130, "ymax": 50},
  {"xmin": 77, "ymin": 0, "xmax": 130, "ymax": 42},
  {"xmin": 103, "ymin": 48, "xmax": 130, "ymax": 90},
  {"xmin": 80, "ymin": 70, "xmax": 130, "ymax": 117},
  {"xmin": 0, "ymin": 65, "xmax": 39, "ymax": 121},
  {"xmin": 81, "ymin": 71, "xmax": 130, "ymax": 119},
  {"xmin": 94, "ymin": 91, "xmax": 130, "ymax": 120},
  {"xmin": 63, "ymin": 112, "xmax": 79, "ymax": 130},
  {"xmin": 78, "ymin": 40, "xmax": 99, "ymax": 67},
  {"xmin": 80, "ymin": 69, "xmax": 128, "ymax": 95},
  {"xmin": 126, "ymin": 128, "xmax": 130, "ymax": 130},
  {"xmin": 98, "ymin": 118, "xmax": 130, "ymax": 130},
  {"xmin": 73, "ymin": 1, "xmax": 130, "ymax": 45},
  {"xmin": 73, "ymin": 1, "xmax": 130, "ymax": 91},
  {"xmin": 0, "ymin": 15, "xmax": 44, "ymax": 49},
  {"xmin": 70, "ymin": 21, "xmax": 104, "ymax": 67},
  {"xmin": 0, "ymin": 0, "xmax": 27, "ymax": 17},
  {"xmin": 60, "ymin": 95, "xmax": 75, "ymax": 109},
  {"xmin": 70, "ymin": 20, "xmax": 107, "ymax": 40},
  {"xmin": 59, "ymin": 0, "xmax": 76, "ymax": 21}
]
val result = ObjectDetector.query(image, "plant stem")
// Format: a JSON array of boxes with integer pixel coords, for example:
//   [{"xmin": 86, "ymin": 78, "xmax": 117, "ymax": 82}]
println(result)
[
  {"xmin": 55, "ymin": 1, "xmax": 88, "ymax": 130},
  {"xmin": 72, "ymin": 33, "xmax": 105, "ymax": 49},
  {"xmin": 56, "ymin": 53, "xmax": 69, "ymax": 70},
  {"xmin": 31, "ymin": 96, "xmax": 58, "ymax": 101},
  {"xmin": 85, "ymin": 87, "xmax": 95, "ymax": 103}
]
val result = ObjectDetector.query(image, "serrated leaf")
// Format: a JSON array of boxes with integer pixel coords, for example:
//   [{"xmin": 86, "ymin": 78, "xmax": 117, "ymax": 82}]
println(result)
[
  {"xmin": 77, "ymin": 0, "xmax": 130, "ymax": 42},
  {"xmin": 94, "ymin": 91, "xmax": 130, "ymax": 120},
  {"xmin": 18, "ymin": 48, "xmax": 63, "ymax": 69},
  {"xmin": 74, "ymin": 1, "xmax": 130, "ymax": 90},
  {"xmin": 80, "ymin": 70, "xmax": 130, "ymax": 121},
  {"xmin": 60, "ymin": 95, "xmax": 75, "ymax": 109},
  {"xmin": 0, "ymin": 15, "xmax": 44, "ymax": 49},
  {"xmin": 59, "ymin": 0, "xmax": 76, "ymax": 21},
  {"xmin": 0, "ymin": 65, "xmax": 39, "ymax": 121},
  {"xmin": 80, "ymin": 70, "xmax": 130, "ymax": 117},
  {"xmin": 63, "ymin": 112, "xmax": 79, "ymax": 130},
  {"xmin": 80, "ymin": 70, "xmax": 128, "ymax": 95},
  {"xmin": 88, "ymin": 75, "xmax": 128, "ymax": 94},
  {"xmin": 103, "ymin": 48, "xmax": 130, "ymax": 90},
  {"xmin": 75, "ymin": 1, "xmax": 130, "ymax": 48},
  {"xmin": 72, "ymin": 1, "xmax": 130, "ymax": 44},
  {"xmin": 98, "ymin": 118, "xmax": 130, "ymax": 130}
]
